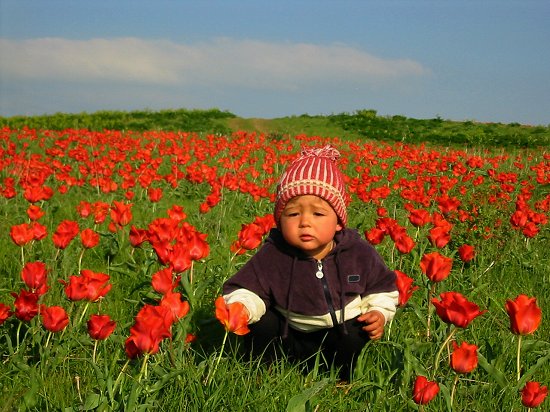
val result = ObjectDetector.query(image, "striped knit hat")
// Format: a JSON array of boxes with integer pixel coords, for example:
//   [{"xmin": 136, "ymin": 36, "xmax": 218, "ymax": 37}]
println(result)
[{"xmin": 274, "ymin": 145, "xmax": 348, "ymax": 227}]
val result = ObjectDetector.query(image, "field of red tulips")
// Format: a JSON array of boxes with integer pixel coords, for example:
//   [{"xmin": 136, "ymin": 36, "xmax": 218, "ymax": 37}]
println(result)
[{"xmin": 1, "ymin": 126, "xmax": 548, "ymax": 410}]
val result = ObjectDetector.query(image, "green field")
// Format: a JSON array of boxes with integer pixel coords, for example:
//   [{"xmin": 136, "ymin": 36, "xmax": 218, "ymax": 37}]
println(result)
[{"xmin": 0, "ymin": 109, "xmax": 548, "ymax": 411}]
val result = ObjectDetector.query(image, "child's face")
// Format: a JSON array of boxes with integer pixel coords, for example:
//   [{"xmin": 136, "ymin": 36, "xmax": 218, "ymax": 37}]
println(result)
[{"xmin": 279, "ymin": 195, "xmax": 342, "ymax": 260}]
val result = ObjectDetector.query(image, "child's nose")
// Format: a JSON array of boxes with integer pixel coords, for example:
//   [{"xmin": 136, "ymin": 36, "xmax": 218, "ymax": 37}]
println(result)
[{"xmin": 299, "ymin": 214, "xmax": 311, "ymax": 227}]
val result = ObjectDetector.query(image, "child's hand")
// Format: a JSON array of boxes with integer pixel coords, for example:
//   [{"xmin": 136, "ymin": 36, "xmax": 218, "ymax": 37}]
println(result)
[{"xmin": 357, "ymin": 310, "xmax": 385, "ymax": 340}]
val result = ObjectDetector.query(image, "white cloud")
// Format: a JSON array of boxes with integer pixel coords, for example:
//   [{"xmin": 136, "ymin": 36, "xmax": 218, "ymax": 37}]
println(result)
[{"xmin": 0, "ymin": 37, "xmax": 430, "ymax": 90}]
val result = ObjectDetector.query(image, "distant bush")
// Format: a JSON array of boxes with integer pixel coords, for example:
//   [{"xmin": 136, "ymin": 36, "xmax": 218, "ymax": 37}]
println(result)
[
  {"xmin": 328, "ymin": 110, "xmax": 550, "ymax": 148},
  {"xmin": 0, "ymin": 108, "xmax": 236, "ymax": 134}
]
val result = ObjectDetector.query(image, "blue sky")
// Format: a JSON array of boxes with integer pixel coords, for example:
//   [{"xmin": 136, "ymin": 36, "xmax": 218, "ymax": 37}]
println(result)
[{"xmin": 1, "ymin": 0, "xmax": 549, "ymax": 125}]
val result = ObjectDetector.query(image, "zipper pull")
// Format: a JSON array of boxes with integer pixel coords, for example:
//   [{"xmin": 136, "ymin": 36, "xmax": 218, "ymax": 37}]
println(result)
[{"xmin": 315, "ymin": 261, "xmax": 324, "ymax": 279}]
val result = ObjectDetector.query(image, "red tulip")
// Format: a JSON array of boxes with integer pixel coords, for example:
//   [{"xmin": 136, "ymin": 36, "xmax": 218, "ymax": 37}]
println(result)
[
  {"xmin": 77, "ymin": 201, "xmax": 92, "ymax": 218},
  {"xmin": 129, "ymin": 226, "xmax": 148, "ymax": 247},
  {"xmin": 521, "ymin": 381, "xmax": 548, "ymax": 408},
  {"xmin": 52, "ymin": 220, "xmax": 80, "ymax": 249},
  {"xmin": 186, "ymin": 230, "xmax": 210, "ymax": 261},
  {"xmin": 505, "ymin": 294, "xmax": 542, "ymax": 335},
  {"xmin": 167, "ymin": 205, "xmax": 187, "ymax": 222},
  {"xmin": 110, "ymin": 201, "xmax": 133, "ymax": 227},
  {"xmin": 87, "ymin": 314, "xmax": 116, "ymax": 340},
  {"xmin": 60, "ymin": 270, "xmax": 112, "ymax": 302},
  {"xmin": 253, "ymin": 214, "xmax": 275, "ymax": 233},
  {"xmin": 420, "ymin": 252, "xmax": 453, "ymax": 282},
  {"xmin": 408, "ymin": 208, "xmax": 431, "ymax": 227},
  {"xmin": 80, "ymin": 228, "xmax": 100, "ymax": 249},
  {"xmin": 147, "ymin": 187, "xmax": 163, "ymax": 202},
  {"xmin": 428, "ymin": 225, "xmax": 451, "ymax": 248},
  {"xmin": 31, "ymin": 222, "xmax": 48, "ymax": 241},
  {"xmin": 412, "ymin": 375, "xmax": 440, "ymax": 405},
  {"xmin": 23, "ymin": 186, "xmax": 53, "ymax": 203},
  {"xmin": 510, "ymin": 209, "xmax": 529, "ymax": 228},
  {"xmin": 40, "ymin": 305, "xmax": 69, "ymax": 332},
  {"xmin": 11, "ymin": 289, "xmax": 39, "ymax": 322},
  {"xmin": 21, "ymin": 261, "xmax": 48, "ymax": 291},
  {"xmin": 365, "ymin": 227, "xmax": 385, "ymax": 245},
  {"xmin": 437, "ymin": 194, "xmax": 461, "ymax": 215},
  {"xmin": 169, "ymin": 243, "xmax": 192, "ymax": 273},
  {"xmin": 0, "ymin": 303, "xmax": 13, "ymax": 325},
  {"xmin": 79, "ymin": 270, "xmax": 112, "ymax": 302},
  {"xmin": 147, "ymin": 217, "xmax": 179, "ymax": 244},
  {"xmin": 125, "ymin": 304, "xmax": 172, "ymax": 358},
  {"xmin": 160, "ymin": 291, "xmax": 190, "ymax": 323},
  {"xmin": 215, "ymin": 296, "xmax": 250, "ymax": 336},
  {"xmin": 458, "ymin": 244, "xmax": 475, "ymax": 263},
  {"xmin": 151, "ymin": 267, "xmax": 179, "ymax": 295},
  {"xmin": 431, "ymin": 291, "xmax": 486, "ymax": 328},
  {"xmin": 522, "ymin": 222, "xmax": 540, "ymax": 238},
  {"xmin": 395, "ymin": 270, "xmax": 419, "ymax": 306},
  {"xmin": 231, "ymin": 222, "xmax": 265, "ymax": 254},
  {"xmin": 10, "ymin": 223, "xmax": 35, "ymax": 246},
  {"xmin": 27, "ymin": 205, "xmax": 45, "ymax": 221},
  {"xmin": 93, "ymin": 202, "xmax": 110, "ymax": 224},
  {"xmin": 450, "ymin": 341, "xmax": 478, "ymax": 374},
  {"xmin": 393, "ymin": 231, "xmax": 416, "ymax": 254}
]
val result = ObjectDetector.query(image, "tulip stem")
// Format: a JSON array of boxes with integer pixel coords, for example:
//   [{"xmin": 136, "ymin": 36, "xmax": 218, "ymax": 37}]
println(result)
[
  {"xmin": 113, "ymin": 360, "xmax": 130, "ymax": 394},
  {"xmin": 138, "ymin": 353, "xmax": 150, "ymax": 382},
  {"xmin": 78, "ymin": 249, "xmax": 85, "ymax": 273},
  {"xmin": 205, "ymin": 330, "xmax": 228, "ymax": 385},
  {"xmin": 426, "ymin": 283, "xmax": 436, "ymax": 339},
  {"xmin": 92, "ymin": 339, "xmax": 98, "ymax": 363},
  {"xmin": 450, "ymin": 375, "xmax": 459, "ymax": 407},
  {"xmin": 16, "ymin": 321, "xmax": 22, "ymax": 350},
  {"xmin": 516, "ymin": 335, "xmax": 522, "ymax": 382},
  {"xmin": 434, "ymin": 327, "xmax": 457, "ymax": 374},
  {"xmin": 45, "ymin": 331, "xmax": 53, "ymax": 350},
  {"xmin": 77, "ymin": 302, "xmax": 91, "ymax": 328}
]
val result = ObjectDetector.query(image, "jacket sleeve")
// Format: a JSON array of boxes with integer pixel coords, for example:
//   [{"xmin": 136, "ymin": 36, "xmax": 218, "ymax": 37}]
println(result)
[
  {"xmin": 361, "ymin": 291, "xmax": 399, "ymax": 324},
  {"xmin": 223, "ymin": 289, "xmax": 266, "ymax": 324},
  {"xmin": 222, "ymin": 244, "xmax": 273, "ymax": 321},
  {"xmin": 358, "ymin": 239, "xmax": 398, "ymax": 323}
]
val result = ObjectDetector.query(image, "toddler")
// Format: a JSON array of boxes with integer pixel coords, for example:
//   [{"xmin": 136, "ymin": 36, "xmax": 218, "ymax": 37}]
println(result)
[{"xmin": 223, "ymin": 145, "xmax": 398, "ymax": 379}]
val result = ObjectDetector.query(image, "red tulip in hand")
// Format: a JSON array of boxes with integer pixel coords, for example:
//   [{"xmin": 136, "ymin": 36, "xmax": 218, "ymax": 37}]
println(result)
[{"xmin": 215, "ymin": 296, "xmax": 249, "ymax": 335}]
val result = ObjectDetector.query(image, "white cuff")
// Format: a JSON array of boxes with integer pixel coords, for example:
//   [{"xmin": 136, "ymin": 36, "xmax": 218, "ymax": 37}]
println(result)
[
  {"xmin": 361, "ymin": 291, "xmax": 399, "ymax": 324},
  {"xmin": 223, "ymin": 289, "xmax": 267, "ymax": 324}
]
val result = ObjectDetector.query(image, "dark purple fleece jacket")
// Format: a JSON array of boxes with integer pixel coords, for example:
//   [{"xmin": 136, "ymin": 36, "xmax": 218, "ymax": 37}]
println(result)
[{"xmin": 223, "ymin": 228, "xmax": 397, "ymax": 319}]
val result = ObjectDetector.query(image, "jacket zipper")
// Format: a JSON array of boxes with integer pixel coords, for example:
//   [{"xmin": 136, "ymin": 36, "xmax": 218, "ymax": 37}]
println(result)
[{"xmin": 316, "ymin": 260, "xmax": 339, "ymax": 327}]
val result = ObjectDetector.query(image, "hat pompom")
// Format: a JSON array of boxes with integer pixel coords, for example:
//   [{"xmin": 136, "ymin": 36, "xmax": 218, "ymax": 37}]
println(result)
[{"xmin": 300, "ymin": 145, "xmax": 341, "ymax": 162}]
